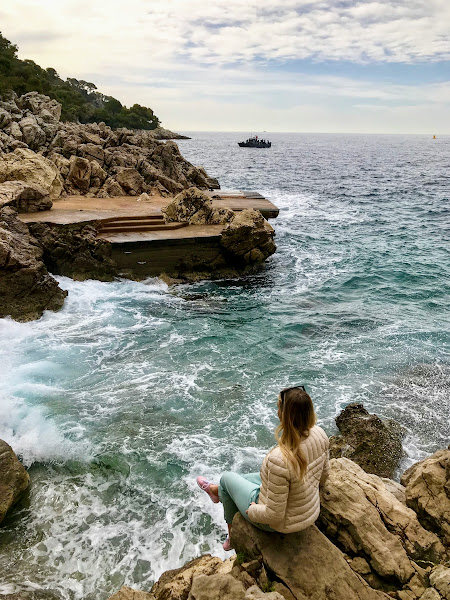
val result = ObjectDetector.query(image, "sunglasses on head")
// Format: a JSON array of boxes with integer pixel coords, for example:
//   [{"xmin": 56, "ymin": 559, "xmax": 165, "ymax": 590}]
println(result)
[{"xmin": 279, "ymin": 385, "xmax": 306, "ymax": 406}]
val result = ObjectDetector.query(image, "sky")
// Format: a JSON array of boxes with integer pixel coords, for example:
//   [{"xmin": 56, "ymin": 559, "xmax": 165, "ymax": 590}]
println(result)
[{"xmin": 1, "ymin": 0, "xmax": 450, "ymax": 133}]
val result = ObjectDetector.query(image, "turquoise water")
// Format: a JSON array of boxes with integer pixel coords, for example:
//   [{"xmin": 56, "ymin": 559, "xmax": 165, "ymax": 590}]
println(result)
[{"xmin": 0, "ymin": 133, "xmax": 449, "ymax": 598}]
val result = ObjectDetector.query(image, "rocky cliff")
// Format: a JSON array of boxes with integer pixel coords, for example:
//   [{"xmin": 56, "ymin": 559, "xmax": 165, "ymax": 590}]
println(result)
[{"xmin": 0, "ymin": 91, "xmax": 219, "ymax": 199}]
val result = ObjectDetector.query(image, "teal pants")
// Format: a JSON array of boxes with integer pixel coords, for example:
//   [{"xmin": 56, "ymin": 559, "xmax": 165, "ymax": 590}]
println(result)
[{"xmin": 218, "ymin": 471, "xmax": 276, "ymax": 532}]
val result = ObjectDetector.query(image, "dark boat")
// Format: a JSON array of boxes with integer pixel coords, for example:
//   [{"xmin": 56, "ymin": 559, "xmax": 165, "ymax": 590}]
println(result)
[{"xmin": 238, "ymin": 136, "xmax": 271, "ymax": 148}]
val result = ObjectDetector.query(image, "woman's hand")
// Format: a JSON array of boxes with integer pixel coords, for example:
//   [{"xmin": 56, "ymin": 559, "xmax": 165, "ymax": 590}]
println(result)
[{"xmin": 246, "ymin": 502, "xmax": 256, "ymax": 515}]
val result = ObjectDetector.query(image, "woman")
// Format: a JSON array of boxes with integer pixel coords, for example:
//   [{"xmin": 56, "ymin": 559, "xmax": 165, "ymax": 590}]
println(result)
[{"xmin": 197, "ymin": 386, "xmax": 330, "ymax": 550}]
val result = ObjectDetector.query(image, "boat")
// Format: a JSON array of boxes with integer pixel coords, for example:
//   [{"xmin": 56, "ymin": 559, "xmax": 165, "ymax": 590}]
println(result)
[{"xmin": 238, "ymin": 136, "xmax": 271, "ymax": 148}]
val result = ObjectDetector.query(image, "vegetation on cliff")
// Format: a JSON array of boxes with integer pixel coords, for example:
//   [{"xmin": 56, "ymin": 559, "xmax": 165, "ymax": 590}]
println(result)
[{"xmin": 0, "ymin": 32, "xmax": 160, "ymax": 130}]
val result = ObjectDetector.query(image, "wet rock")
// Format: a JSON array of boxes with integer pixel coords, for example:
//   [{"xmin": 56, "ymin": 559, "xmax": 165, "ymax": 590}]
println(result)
[
  {"xmin": 329, "ymin": 403, "xmax": 405, "ymax": 478},
  {"xmin": 0, "ymin": 207, "xmax": 67, "ymax": 321},
  {"xmin": 0, "ymin": 439, "xmax": 30, "ymax": 524},
  {"xmin": 0, "ymin": 181, "xmax": 52, "ymax": 212},
  {"xmin": 231, "ymin": 512, "xmax": 391, "ymax": 600},
  {"xmin": 319, "ymin": 458, "xmax": 445, "ymax": 586},
  {"xmin": 220, "ymin": 209, "xmax": 276, "ymax": 267},
  {"xmin": 401, "ymin": 447, "xmax": 450, "ymax": 547},
  {"xmin": 0, "ymin": 592, "xmax": 62, "ymax": 600},
  {"xmin": 29, "ymin": 222, "xmax": 117, "ymax": 282},
  {"xmin": 0, "ymin": 148, "xmax": 64, "ymax": 197}
]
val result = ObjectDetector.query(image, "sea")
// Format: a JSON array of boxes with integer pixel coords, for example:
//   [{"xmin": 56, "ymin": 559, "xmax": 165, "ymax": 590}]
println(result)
[{"xmin": 0, "ymin": 132, "xmax": 449, "ymax": 599}]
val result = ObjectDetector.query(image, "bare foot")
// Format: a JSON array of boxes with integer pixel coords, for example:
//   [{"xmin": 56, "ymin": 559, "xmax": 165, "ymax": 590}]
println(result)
[{"xmin": 210, "ymin": 484, "xmax": 219, "ymax": 496}]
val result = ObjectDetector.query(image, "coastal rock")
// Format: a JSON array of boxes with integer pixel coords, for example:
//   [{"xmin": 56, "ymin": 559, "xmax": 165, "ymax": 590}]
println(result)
[
  {"xmin": 401, "ymin": 448, "xmax": 450, "ymax": 547},
  {"xmin": 429, "ymin": 565, "xmax": 450, "ymax": 599},
  {"xmin": 18, "ymin": 91, "xmax": 62, "ymax": 122},
  {"xmin": 162, "ymin": 187, "xmax": 234, "ymax": 225},
  {"xmin": 67, "ymin": 156, "xmax": 91, "ymax": 192},
  {"xmin": 150, "ymin": 554, "xmax": 223, "ymax": 600},
  {"xmin": 0, "ymin": 181, "xmax": 52, "ymax": 212},
  {"xmin": 0, "ymin": 148, "xmax": 64, "ymax": 197},
  {"xmin": 329, "ymin": 402, "xmax": 404, "ymax": 478},
  {"xmin": 231, "ymin": 513, "xmax": 390, "ymax": 600},
  {"xmin": 220, "ymin": 209, "xmax": 276, "ymax": 266},
  {"xmin": 0, "ymin": 439, "xmax": 30, "ymax": 524},
  {"xmin": 108, "ymin": 587, "xmax": 153, "ymax": 600},
  {"xmin": 114, "ymin": 167, "xmax": 144, "ymax": 196},
  {"xmin": 319, "ymin": 458, "xmax": 445, "ymax": 586},
  {"xmin": 0, "ymin": 207, "xmax": 67, "ymax": 321},
  {"xmin": 29, "ymin": 222, "xmax": 117, "ymax": 282},
  {"xmin": 18, "ymin": 115, "xmax": 46, "ymax": 150}
]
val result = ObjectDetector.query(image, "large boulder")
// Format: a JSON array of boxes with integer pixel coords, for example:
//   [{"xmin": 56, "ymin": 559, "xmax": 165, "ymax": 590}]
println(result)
[
  {"xmin": 0, "ymin": 148, "xmax": 64, "ymax": 197},
  {"xmin": 220, "ymin": 209, "xmax": 276, "ymax": 266},
  {"xmin": 18, "ymin": 115, "xmax": 46, "ymax": 150},
  {"xmin": 401, "ymin": 447, "xmax": 450, "ymax": 547},
  {"xmin": 319, "ymin": 459, "xmax": 445, "ymax": 587},
  {"xmin": 231, "ymin": 513, "xmax": 390, "ymax": 600},
  {"xmin": 0, "ymin": 207, "xmax": 67, "ymax": 321},
  {"xmin": 0, "ymin": 181, "xmax": 52, "ymax": 212},
  {"xmin": 66, "ymin": 155, "xmax": 91, "ymax": 192},
  {"xmin": 162, "ymin": 187, "xmax": 233, "ymax": 225},
  {"xmin": 329, "ymin": 403, "xmax": 404, "ymax": 478},
  {"xmin": 429, "ymin": 565, "xmax": 450, "ymax": 599},
  {"xmin": 18, "ymin": 91, "xmax": 62, "ymax": 122},
  {"xmin": 0, "ymin": 439, "xmax": 30, "ymax": 524},
  {"xmin": 114, "ymin": 167, "xmax": 144, "ymax": 195}
]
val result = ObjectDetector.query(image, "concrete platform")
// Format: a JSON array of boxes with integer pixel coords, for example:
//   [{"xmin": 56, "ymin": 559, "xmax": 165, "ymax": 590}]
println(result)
[{"xmin": 18, "ymin": 189, "xmax": 279, "ymax": 227}]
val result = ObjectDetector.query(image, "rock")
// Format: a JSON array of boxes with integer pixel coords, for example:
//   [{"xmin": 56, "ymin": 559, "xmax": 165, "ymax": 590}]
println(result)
[
  {"xmin": 382, "ymin": 479, "xmax": 407, "ymax": 505},
  {"xmin": 0, "ymin": 148, "xmax": 64, "ymax": 197},
  {"xmin": 0, "ymin": 181, "xmax": 52, "ymax": 212},
  {"xmin": 0, "ymin": 108, "xmax": 12, "ymax": 129},
  {"xmin": 220, "ymin": 209, "xmax": 276, "ymax": 267},
  {"xmin": 188, "ymin": 574, "xmax": 247, "ymax": 600},
  {"xmin": 151, "ymin": 555, "xmax": 223, "ymax": 600},
  {"xmin": 162, "ymin": 187, "xmax": 233, "ymax": 225},
  {"xmin": 107, "ymin": 586, "xmax": 154, "ymax": 600},
  {"xmin": 0, "ymin": 439, "xmax": 30, "ymax": 524},
  {"xmin": 245, "ymin": 586, "xmax": 285, "ymax": 599},
  {"xmin": 29, "ymin": 222, "xmax": 117, "ymax": 282},
  {"xmin": 0, "ymin": 207, "xmax": 67, "ymax": 321},
  {"xmin": 350, "ymin": 557, "xmax": 373, "ymax": 575},
  {"xmin": 6, "ymin": 121, "xmax": 23, "ymax": 141},
  {"xmin": 18, "ymin": 91, "xmax": 61, "ymax": 122},
  {"xmin": 97, "ymin": 177, "xmax": 126, "ymax": 198},
  {"xmin": 429, "ymin": 565, "xmax": 450, "ymax": 599},
  {"xmin": 18, "ymin": 115, "xmax": 46, "ymax": 150},
  {"xmin": 114, "ymin": 167, "xmax": 144, "ymax": 195},
  {"xmin": 419, "ymin": 589, "xmax": 442, "ymax": 600},
  {"xmin": 0, "ymin": 592, "xmax": 63, "ymax": 600},
  {"xmin": 78, "ymin": 143, "xmax": 105, "ymax": 164},
  {"xmin": 67, "ymin": 156, "xmax": 92, "ymax": 192},
  {"xmin": 137, "ymin": 192, "xmax": 151, "ymax": 202},
  {"xmin": 231, "ymin": 512, "xmax": 390, "ymax": 600},
  {"xmin": 329, "ymin": 403, "xmax": 405, "ymax": 478},
  {"xmin": 401, "ymin": 448, "xmax": 450, "ymax": 546},
  {"xmin": 319, "ymin": 459, "xmax": 445, "ymax": 586}
]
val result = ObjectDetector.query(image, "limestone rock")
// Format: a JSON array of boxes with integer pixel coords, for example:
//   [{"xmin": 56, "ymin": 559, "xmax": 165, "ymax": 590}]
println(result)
[
  {"xmin": 0, "ymin": 439, "xmax": 30, "ymax": 523},
  {"xmin": 329, "ymin": 403, "xmax": 405, "ymax": 478},
  {"xmin": 151, "ymin": 554, "xmax": 223, "ymax": 600},
  {"xmin": 0, "ymin": 108, "xmax": 12, "ymax": 129},
  {"xmin": 97, "ymin": 177, "xmax": 126, "ymax": 198},
  {"xmin": 244, "ymin": 586, "xmax": 285, "ymax": 599},
  {"xmin": 0, "ymin": 207, "xmax": 67, "ymax": 321},
  {"xmin": 429, "ymin": 565, "xmax": 450, "ymax": 599},
  {"xmin": 162, "ymin": 187, "xmax": 233, "ymax": 225},
  {"xmin": 114, "ymin": 168, "xmax": 144, "ymax": 195},
  {"xmin": 108, "ymin": 586, "xmax": 154, "ymax": 600},
  {"xmin": 67, "ymin": 156, "xmax": 91, "ymax": 192},
  {"xmin": 419, "ymin": 589, "xmax": 442, "ymax": 600},
  {"xmin": 401, "ymin": 448, "xmax": 450, "ymax": 546},
  {"xmin": 188, "ymin": 574, "xmax": 247, "ymax": 599},
  {"xmin": 0, "ymin": 181, "xmax": 52, "ymax": 212},
  {"xmin": 0, "ymin": 148, "xmax": 64, "ymax": 197},
  {"xmin": 319, "ymin": 459, "xmax": 445, "ymax": 585},
  {"xmin": 0, "ymin": 591, "xmax": 63, "ymax": 600},
  {"xmin": 231, "ymin": 512, "xmax": 390, "ymax": 600},
  {"xmin": 220, "ymin": 209, "xmax": 276, "ymax": 266},
  {"xmin": 29, "ymin": 222, "xmax": 117, "ymax": 282},
  {"xmin": 18, "ymin": 91, "xmax": 62, "ymax": 122},
  {"xmin": 18, "ymin": 115, "xmax": 46, "ymax": 150}
]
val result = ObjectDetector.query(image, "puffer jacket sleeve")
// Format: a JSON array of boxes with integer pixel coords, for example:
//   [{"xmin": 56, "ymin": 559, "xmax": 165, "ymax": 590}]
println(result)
[
  {"xmin": 247, "ymin": 451, "xmax": 290, "ymax": 525},
  {"xmin": 320, "ymin": 446, "xmax": 330, "ymax": 485}
]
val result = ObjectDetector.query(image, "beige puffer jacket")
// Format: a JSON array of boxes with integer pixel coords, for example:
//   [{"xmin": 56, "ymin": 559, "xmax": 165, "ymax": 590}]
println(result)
[{"xmin": 246, "ymin": 425, "xmax": 329, "ymax": 533}]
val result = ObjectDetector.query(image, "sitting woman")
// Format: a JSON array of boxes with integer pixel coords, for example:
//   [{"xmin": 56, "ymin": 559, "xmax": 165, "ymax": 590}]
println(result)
[{"xmin": 197, "ymin": 386, "xmax": 330, "ymax": 550}]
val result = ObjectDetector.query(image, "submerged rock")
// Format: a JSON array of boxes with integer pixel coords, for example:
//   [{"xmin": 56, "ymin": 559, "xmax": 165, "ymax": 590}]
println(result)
[
  {"xmin": 401, "ymin": 447, "xmax": 450, "ymax": 547},
  {"xmin": 329, "ymin": 402, "xmax": 405, "ymax": 478},
  {"xmin": 0, "ymin": 207, "xmax": 67, "ymax": 321},
  {"xmin": 0, "ymin": 439, "xmax": 30, "ymax": 524}
]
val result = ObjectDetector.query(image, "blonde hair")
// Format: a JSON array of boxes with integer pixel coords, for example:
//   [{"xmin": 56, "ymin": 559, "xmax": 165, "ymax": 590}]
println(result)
[{"xmin": 275, "ymin": 387, "xmax": 317, "ymax": 481}]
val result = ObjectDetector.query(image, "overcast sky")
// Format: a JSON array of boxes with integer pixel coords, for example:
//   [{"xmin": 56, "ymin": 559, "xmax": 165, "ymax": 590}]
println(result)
[{"xmin": 2, "ymin": 0, "xmax": 449, "ymax": 133}]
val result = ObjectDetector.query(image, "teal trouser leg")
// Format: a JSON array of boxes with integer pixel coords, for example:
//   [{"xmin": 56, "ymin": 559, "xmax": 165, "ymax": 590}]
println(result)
[{"xmin": 218, "ymin": 471, "xmax": 275, "ymax": 532}]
